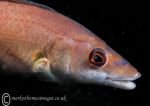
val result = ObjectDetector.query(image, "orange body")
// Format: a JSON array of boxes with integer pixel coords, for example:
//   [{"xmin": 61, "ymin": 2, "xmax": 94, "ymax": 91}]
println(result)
[{"xmin": 0, "ymin": 0, "xmax": 141, "ymax": 90}]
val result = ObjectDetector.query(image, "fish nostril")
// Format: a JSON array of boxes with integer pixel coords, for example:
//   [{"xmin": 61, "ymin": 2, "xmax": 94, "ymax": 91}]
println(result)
[{"xmin": 113, "ymin": 59, "xmax": 129, "ymax": 66}]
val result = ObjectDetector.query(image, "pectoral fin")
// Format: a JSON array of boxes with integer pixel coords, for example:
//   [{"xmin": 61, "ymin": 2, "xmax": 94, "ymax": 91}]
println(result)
[
  {"xmin": 32, "ymin": 57, "xmax": 49, "ymax": 72},
  {"xmin": 32, "ymin": 57, "xmax": 58, "ymax": 81}
]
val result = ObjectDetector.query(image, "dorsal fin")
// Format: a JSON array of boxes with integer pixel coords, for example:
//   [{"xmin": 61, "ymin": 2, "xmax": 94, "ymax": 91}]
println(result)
[{"xmin": 0, "ymin": 0, "xmax": 57, "ymax": 12}]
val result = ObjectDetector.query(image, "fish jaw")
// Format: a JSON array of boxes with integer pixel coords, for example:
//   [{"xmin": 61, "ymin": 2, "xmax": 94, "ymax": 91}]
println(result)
[
  {"xmin": 102, "ymin": 64, "xmax": 141, "ymax": 90},
  {"xmin": 106, "ymin": 80, "xmax": 136, "ymax": 90},
  {"xmin": 107, "ymin": 80, "xmax": 136, "ymax": 90},
  {"xmin": 104, "ymin": 72, "xmax": 141, "ymax": 90},
  {"xmin": 75, "ymin": 69, "xmax": 141, "ymax": 90}
]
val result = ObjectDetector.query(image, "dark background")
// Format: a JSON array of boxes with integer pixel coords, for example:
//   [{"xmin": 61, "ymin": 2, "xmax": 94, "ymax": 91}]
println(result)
[{"xmin": 0, "ymin": 0, "xmax": 150, "ymax": 106}]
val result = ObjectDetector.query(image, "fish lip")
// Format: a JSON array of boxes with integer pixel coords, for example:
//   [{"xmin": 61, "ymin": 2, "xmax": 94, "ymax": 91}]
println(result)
[
  {"xmin": 110, "ymin": 72, "xmax": 141, "ymax": 82},
  {"xmin": 107, "ymin": 72, "xmax": 141, "ymax": 83},
  {"xmin": 111, "ymin": 79, "xmax": 135, "ymax": 82},
  {"xmin": 110, "ymin": 80, "xmax": 136, "ymax": 90},
  {"xmin": 106, "ymin": 78, "xmax": 138, "ymax": 90}
]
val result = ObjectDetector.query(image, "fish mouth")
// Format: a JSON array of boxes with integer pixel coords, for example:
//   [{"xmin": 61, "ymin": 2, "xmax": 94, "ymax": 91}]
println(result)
[
  {"xmin": 107, "ymin": 79, "xmax": 136, "ymax": 90},
  {"xmin": 106, "ymin": 73, "xmax": 141, "ymax": 90}
]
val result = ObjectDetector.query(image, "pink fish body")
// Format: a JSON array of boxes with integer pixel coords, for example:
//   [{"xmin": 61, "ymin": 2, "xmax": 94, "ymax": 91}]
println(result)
[{"xmin": 0, "ymin": 0, "xmax": 141, "ymax": 90}]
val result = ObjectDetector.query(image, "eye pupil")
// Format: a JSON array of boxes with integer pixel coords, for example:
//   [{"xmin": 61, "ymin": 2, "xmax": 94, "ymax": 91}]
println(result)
[
  {"xmin": 94, "ymin": 55, "xmax": 103, "ymax": 63},
  {"xmin": 89, "ymin": 48, "xmax": 107, "ymax": 67}
]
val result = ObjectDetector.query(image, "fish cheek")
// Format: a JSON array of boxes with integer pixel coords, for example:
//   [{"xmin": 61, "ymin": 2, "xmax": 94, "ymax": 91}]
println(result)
[{"xmin": 50, "ymin": 50, "xmax": 72, "ymax": 81}]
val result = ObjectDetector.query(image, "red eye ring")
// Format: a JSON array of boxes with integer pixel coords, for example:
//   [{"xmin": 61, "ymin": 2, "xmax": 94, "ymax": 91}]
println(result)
[{"xmin": 89, "ymin": 48, "xmax": 106, "ymax": 67}]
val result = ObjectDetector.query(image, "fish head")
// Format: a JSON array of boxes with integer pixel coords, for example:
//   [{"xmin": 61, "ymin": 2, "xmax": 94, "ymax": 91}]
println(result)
[{"xmin": 70, "ymin": 34, "xmax": 141, "ymax": 90}]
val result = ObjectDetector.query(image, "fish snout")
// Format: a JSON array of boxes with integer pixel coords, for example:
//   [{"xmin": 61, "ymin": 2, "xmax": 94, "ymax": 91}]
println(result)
[
  {"xmin": 109, "ymin": 58, "xmax": 141, "ymax": 81},
  {"xmin": 106, "ymin": 61, "xmax": 141, "ymax": 90},
  {"xmin": 122, "ymin": 64, "xmax": 141, "ymax": 81},
  {"xmin": 111, "ymin": 64, "xmax": 141, "ymax": 81},
  {"xmin": 133, "ymin": 72, "xmax": 141, "ymax": 80}
]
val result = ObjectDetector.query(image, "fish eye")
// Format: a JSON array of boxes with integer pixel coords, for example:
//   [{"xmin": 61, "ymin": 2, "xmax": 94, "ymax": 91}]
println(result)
[{"xmin": 89, "ymin": 48, "xmax": 106, "ymax": 67}]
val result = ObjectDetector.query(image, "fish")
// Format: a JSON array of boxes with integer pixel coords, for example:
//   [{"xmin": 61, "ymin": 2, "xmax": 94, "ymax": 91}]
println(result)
[{"xmin": 0, "ymin": 0, "xmax": 141, "ymax": 90}]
